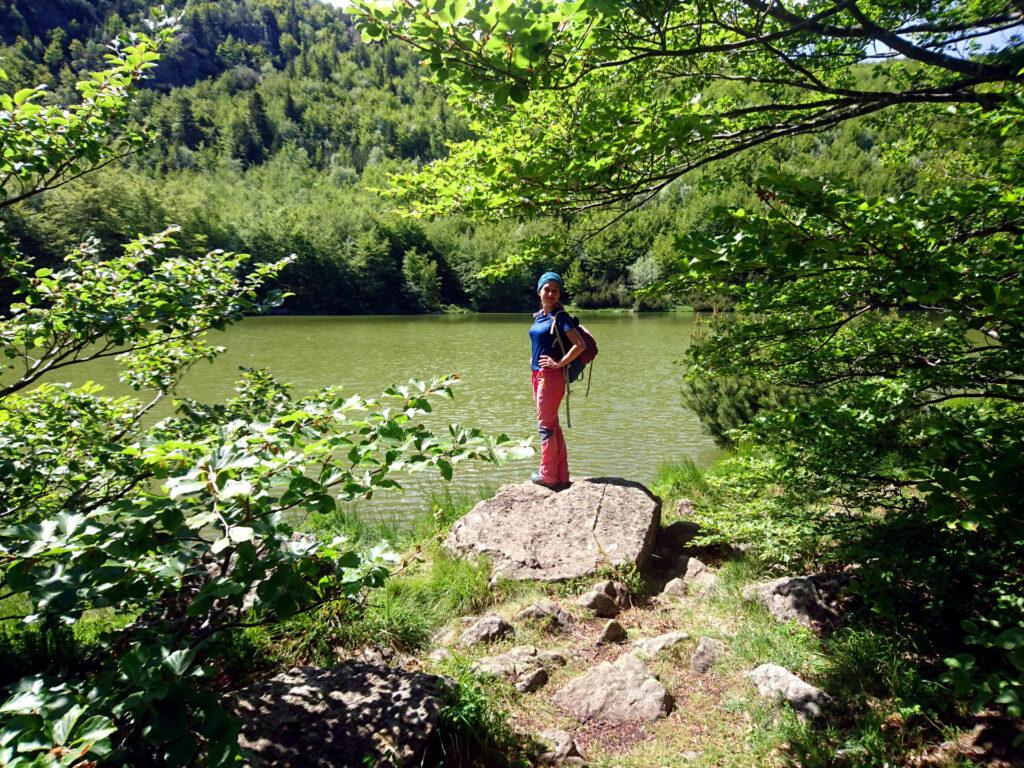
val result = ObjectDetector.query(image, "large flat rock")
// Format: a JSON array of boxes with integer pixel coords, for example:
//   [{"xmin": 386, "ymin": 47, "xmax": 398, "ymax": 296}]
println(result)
[
  {"xmin": 445, "ymin": 478, "xmax": 661, "ymax": 581},
  {"xmin": 229, "ymin": 662, "xmax": 445, "ymax": 767}
]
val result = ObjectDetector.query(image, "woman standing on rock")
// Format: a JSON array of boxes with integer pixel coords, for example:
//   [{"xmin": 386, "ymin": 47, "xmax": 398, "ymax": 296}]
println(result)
[{"xmin": 529, "ymin": 271, "xmax": 585, "ymax": 490}]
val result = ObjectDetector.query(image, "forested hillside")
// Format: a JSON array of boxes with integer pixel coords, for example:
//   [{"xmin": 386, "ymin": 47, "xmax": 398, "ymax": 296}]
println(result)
[{"xmin": 2, "ymin": 0, "xmax": 927, "ymax": 312}]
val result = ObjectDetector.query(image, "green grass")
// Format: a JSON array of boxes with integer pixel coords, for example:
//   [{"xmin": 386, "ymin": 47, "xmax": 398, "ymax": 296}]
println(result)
[
  {"xmin": 278, "ymin": 543, "xmax": 496, "ymax": 664},
  {"xmin": 305, "ymin": 500, "xmax": 414, "ymax": 550},
  {"xmin": 645, "ymin": 455, "xmax": 972, "ymax": 767},
  {"xmin": 778, "ymin": 627, "xmax": 955, "ymax": 767},
  {"xmin": 425, "ymin": 656, "xmax": 534, "ymax": 767},
  {"xmin": 651, "ymin": 456, "xmax": 713, "ymax": 505},
  {"xmin": 0, "ymin": 593, "xmax": 136, "ymax": 688}
]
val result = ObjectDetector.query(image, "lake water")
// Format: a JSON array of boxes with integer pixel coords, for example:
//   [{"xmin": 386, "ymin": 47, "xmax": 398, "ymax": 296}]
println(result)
[{"xmin": 44, "ymin": 313, "xmax": 720, "ymax": 519}]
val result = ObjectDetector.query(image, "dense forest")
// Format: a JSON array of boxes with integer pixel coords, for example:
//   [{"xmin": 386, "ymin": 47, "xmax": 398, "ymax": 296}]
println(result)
[{"xmin": 2, "ymin": 0, "xmax": 924, "ymax": 313}]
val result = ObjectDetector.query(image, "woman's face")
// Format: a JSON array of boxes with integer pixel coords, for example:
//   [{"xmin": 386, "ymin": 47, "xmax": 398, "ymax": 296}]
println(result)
[{"xmin": 539, "ymin": 281, "xmax": 561, "ymax": 309}]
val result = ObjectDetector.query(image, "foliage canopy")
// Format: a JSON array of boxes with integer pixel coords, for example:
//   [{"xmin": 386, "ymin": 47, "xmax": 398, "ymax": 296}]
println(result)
[{"xmin": 356, "ymin": 0, "xmax": 1022, "ymax": 221}]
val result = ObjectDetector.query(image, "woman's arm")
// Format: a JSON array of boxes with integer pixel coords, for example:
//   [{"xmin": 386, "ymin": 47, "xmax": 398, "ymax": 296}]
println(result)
[{"xmin": 539, "ymin": 327, "xmax": 585, "ymax": 369}]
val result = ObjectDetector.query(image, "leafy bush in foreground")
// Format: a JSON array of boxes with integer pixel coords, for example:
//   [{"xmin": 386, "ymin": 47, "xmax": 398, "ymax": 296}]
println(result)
[{"xmin": 0, "ymin": 24, "xmax": 523, "ymax": 766}]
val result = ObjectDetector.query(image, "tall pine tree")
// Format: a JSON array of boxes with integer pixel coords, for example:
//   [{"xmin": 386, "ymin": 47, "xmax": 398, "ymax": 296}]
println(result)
[
  {"xmin": 174, "ymin": 97, "xmax": 202, "ymax": 150},
  {"xmin": 247, "ymin": 91, "xmax": 273, "ymax": 157}
]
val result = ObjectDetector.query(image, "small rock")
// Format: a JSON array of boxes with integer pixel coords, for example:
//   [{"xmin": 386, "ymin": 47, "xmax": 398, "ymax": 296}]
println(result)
[
  {"xmin": 674, "ymin": 499, "xmax": 696, "ymax": 517},
  {"xmin": 427, "ymin": 648, "xmax": 452, "ymax": 664},
  {"xmin": 516, "ymin": 666, "xmax": 549, "ymax": 693},
  {"xmin": 631, "ymin": 631, "xmax": 689, "ymax": 658},
  {"xmin": 459, "ymin": 615, "xmax": 514, "ymax": 647},
  {"xmin": 689, "ymin": 637, "xmax": 725, "ymax": 674},
  {"xmin": 660, "ymin": 577, "xmax": 688, "ymax": 599},
  {"xmin": 357, "ymin": 644, "xmax": 396, "ymax": 666},
  {"xmin": 653, "ymin": 521, "xmax": 701, "ymax": 570},
  {"xmin": 730, "ymin": 542, "xmax": 754, "ymax": 557},
  {"xmin": 514, "ymin": 601, "xmax": 574, "ymax": 631},
  {"xmin": 576, "ymin": 589, "xmax": 619, "ymax": 618},
  {"xmin": 741, "ymin": 576, "xmax": 839, "ymax": 629},
  {"xmin": 683, "ymin": 557, "xmax": 718, "ymax": 593},
  {"xmin": 596, "ymin": 620, "xmax": 627, "ymax": 645},
  {"xmin": 473, "ymin": 645, "xmax": 566, "ymax": 693},
  {"xmin": 593, "ymin": 579, "xmax": 632, "ymax": 609},
  {"xmin": 745, "ymin": 663, "xmax": 831, "ymax": 718},
  {"xmin": 538, "ymin": 729, "xmax": 587, "ymax": 766},
  {"xmin": 552, "ymin": 652, "xmax": 672, "ymax": 722}
]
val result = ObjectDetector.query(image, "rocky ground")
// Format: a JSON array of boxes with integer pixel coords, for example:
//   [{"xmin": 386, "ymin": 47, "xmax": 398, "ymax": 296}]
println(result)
[
  {"xmin": 421, "ymin": 562, "xmax": 837, "ymax": 765},
  {"xmin": 226, "ymin": 478, "xmax": 1023, "ymax": 767}
]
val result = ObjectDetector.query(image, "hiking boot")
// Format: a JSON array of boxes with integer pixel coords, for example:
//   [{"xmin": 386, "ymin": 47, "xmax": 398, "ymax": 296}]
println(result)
[{"xmin": 530, "ymin": 472, "xmax": 563, "ymax": 491}]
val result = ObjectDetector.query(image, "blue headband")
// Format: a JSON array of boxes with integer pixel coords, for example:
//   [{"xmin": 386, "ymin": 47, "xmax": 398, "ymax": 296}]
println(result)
[{"xmin": 537, "ymin": 271, "xmax": 563, "ymax": 293}]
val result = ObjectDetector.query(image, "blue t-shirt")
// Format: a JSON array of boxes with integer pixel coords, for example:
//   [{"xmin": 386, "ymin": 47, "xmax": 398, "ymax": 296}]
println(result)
[{"xmin": 529, "ymin": 310, "xmax": 575, "ymax": 371}]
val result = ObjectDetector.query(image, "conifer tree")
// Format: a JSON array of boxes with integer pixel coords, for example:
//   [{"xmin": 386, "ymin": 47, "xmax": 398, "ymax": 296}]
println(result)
[
  {"xmin": 41, "ymin": 28, "xmax": 65, "ymax": 73},
  {"xmin": 262, "ymin": 7, "xmax": 281, "ymax": 58},
  {"xmin": 246, "ymin": 90, "xmax": 273, "ymax": 156},
  {"xmin": 228, "ymin": 116, "xmax": 259, "ymax": 167},
  {"xmin": 283, "ymin": 86, "xmax": 302, "ymax": 123},
  {"xmin": 174, "ymin": 97, "xmax": 202, "ymax": 150}
]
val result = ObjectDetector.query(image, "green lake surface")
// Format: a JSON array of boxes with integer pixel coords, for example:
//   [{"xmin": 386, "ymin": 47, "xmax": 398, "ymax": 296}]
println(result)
[{"xmin": 47, "ymin": 313, "xmax": 720, "ymax": 521}]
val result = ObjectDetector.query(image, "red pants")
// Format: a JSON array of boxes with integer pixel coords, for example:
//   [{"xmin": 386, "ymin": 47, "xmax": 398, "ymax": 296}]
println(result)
[{"xmin": 531, "ymin": 369, "xmax": 569, "ymax": 484}]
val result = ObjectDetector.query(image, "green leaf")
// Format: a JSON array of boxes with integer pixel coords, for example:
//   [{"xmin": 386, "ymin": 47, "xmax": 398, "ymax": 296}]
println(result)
[
  {"xmin": 228, "ymin": 526, "xmax": 254, "ymax": 543},
  {"xmin": 437, "ymin": 458, "xmax": 453, "ymax": 481},
  {"xmin": 509, "ymin": 84, "xmax": 529, "ymax": 104},
  {"xmin": 49, "ymin": 706, "xmax": 84, "ymax": 746},
  {"xmin": 162, "ymin": 649, "xmax": 195, "ymax": 677}
]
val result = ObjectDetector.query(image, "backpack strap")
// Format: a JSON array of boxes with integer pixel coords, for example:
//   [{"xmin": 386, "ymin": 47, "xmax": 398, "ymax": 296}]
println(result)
[
  {"xmin": 563, "ymin": 366, "xmax": 571, "ymax": 429},
  {"xmin": 546, "ymin": 313, "xmax": 573, "ymax": 428}
]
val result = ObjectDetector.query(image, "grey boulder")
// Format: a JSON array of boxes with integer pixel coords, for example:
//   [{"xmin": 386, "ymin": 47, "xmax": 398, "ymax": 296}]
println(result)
[
  {"xmin": 689, "ymin": 637, "xmax": 726, "ymax": 674},
  {"xmin": 577, "ymin": 579, "xmax": 631, "ymax": 618},
  {"xmin": 538, "ymin": 729, "xmax": 588, "ymax": 766},
  {"xmin": 742, "ymin": 576, "xmax": 838, "ymax": 629},
  {"xmin": 445, "ymin": 478, "xmax": 660, "ymax": 581},
  {"xmin": 631, "ymin": 631, "xmax": 689, "ymax": 659},
  {"xmin": 229, "ymin": 662, "xmax": 444, "ymax": 767},
  {"xmin": 551, "ymin": 653, "xmax": 672, "ymax": 722},
  {"xmin": 594, "ymin": 579, "xmax": 632, "ymax": 609},
  {"xmin": 596, "ymin": 620, "xmax": 628, "ymax": 645},
  {"xmin": 459, "ymin": 614, "xmax": 514, "ymax": 647},
  {"xmin": 515, "ymin": 601, "xmax": 574, "ymax": 631},
  {"xmin": 576, "ymin": 589, "xmax": 620, "ymax": 618},
  {"xmin": 472, "ymin": 645, "xmax": 567, "ymax": 693},
  {"xmin": 674, "ymin": 499, "xmax": 696, "ymax": 517},
  {"xmin": 746, "ymin": 663, "xmax": 831, "ymax": 718},
  {"xmin": 660, "ymin": 577, "xmax": 688, "ymax": 599},
  {"xmin": 683, "ymin": 557, "xmax": 718, "ymax": 593}
]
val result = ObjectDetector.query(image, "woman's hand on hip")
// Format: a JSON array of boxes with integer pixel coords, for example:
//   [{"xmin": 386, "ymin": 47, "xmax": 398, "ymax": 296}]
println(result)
[{"xmin": 538, "ymin": 355, "xmax": 561, "ymax": 369}]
